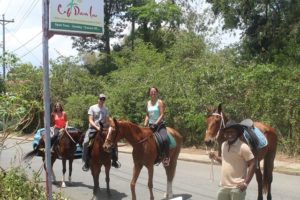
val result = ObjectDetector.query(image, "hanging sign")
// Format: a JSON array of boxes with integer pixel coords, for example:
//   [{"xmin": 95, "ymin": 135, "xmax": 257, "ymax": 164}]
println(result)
[{"xmin": 49, "ymin": 0, "xmax": 104, "ymax": 35}]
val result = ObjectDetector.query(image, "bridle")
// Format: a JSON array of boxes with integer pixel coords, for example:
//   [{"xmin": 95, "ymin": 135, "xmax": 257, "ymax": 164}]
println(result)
[{"xmin": 207, "ymin": 111, "xmax": 226, "ymax": 142}]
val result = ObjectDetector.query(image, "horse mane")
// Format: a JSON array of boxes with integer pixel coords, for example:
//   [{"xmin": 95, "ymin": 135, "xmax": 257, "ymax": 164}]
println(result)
[{"xmin": 118, "ymin": 119, "xmax": 144, "ymax": 135}]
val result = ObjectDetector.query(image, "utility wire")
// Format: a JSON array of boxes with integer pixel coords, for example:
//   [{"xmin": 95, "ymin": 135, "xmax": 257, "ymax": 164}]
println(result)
[
  {"xmin": 13, "ymin": 0, "xmax": 29, "ymax": 20},
  {"xmin": 19, "ymin": 42, "xmax": 42, "ymax": 59},
  {"xmin": 4, "ymin": 0, "xmax": 12, "ymax": 14},
  {"xmin": 14, "ymin": 0, "xmax": 39, "ymax": 32},
  {"xmin": 12, "ymin": 30, "xmax": 42, "ymax": 52},
  {"xmin": 6, "ymin": 27, "xmax": 42, "ymax": 65}
]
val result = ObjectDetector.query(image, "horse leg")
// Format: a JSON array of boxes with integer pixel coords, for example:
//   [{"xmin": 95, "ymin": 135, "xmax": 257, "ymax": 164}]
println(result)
[
  {"xmin": 61, "ymin": 159, "xmax": 67, "ymax": 188},
  {"xmin": 68, "ymin": 159, "xmax": 73, "ymax": 183},
  {"xmin": 104, "ymin": 162, "xmax": 111, "ymax": 195},
  {"xmin": 131, "ymin": 164, "xmax": 143, "ymax": 200},
  {"xmin": 146, "ymin": 165, "xmax": 154, "ymax": 200},
  {"xmin": 164, "ymin": 157, "xmax": 177, "ymax": 198},
  {"xmin": 51, "ymin": 157, "xmax": 57, "ymax": 183},
  {"xmin": 264, "ymin": 152, "xmax": 275, "ymax": 200},
  {"xmin": 255, "ymin": 165, "xmax": 263, "ymax": 200},
  {"xmin": 91, "ymin": 162, "xmax": 101, "ymax": 200}
]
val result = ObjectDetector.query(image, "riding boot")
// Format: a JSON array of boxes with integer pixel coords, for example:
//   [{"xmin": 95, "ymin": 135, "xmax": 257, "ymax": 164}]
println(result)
[
  {"xmin": 50, "ymin": 135, "xmax": 58, "ymax": 153},
  {"xmin": 111, "ymin": 146, "xmax": 121, "ymax": 168},
  {"xmin": 82, "ymin": 141, "xmax": 90, "ymax": 171},
  {"xmin": 162, "ymin": 142, "xmax": 170, "ymax": 167}
]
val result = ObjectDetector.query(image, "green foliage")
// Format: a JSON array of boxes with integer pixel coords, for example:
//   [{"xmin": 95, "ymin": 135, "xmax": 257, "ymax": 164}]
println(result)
[
  {"xmin": 207, "ymin": 0, "xmax": 300, "ymax": 63},
  {"xmin": 64, "ymin": 94, "xmax": 96, "ymax": 129},
  {"xmin": 0, "ymin": 167, "xmax": 68, "ymax": 200}
]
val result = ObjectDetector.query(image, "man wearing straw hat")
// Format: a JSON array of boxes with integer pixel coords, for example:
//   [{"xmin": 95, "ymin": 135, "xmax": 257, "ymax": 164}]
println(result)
[{"xmin": 209, "ymin": 120, "xmax": 256, "ymax": 200}]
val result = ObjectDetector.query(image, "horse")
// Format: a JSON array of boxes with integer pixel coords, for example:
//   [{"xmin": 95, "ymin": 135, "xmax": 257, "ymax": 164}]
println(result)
[
  {"xmin": 23, "ymin": 128, "xmax": 84, "ymax": 188},
  {"xmin": 103, "ymin": 118, "xmax": 182, "ymax": 200},
  {"xmin": 87, "ymin": 126, "xmax": 112, "ymax": 200},
  {"xmin": 204, "ymin": 104, "xmax": 277, "ymax": 200}
]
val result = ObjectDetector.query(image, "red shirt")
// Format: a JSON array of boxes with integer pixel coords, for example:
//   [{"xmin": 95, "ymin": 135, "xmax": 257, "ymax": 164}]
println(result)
[{"xmin": 52, "ymin": 112, "xmax": 67, "ymax": 129}]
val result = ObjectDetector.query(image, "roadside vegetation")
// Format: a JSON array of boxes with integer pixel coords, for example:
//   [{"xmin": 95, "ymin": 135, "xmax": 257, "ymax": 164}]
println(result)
[{"xmin": 0, "ymin": 2, "xmax": 299, "ymax": 195}]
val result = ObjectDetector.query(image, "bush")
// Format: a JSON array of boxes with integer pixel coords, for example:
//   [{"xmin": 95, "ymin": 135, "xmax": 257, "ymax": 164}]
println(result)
[{"xmin": 0, "ymin": 167, "xmax": 68, "ymax": 200}]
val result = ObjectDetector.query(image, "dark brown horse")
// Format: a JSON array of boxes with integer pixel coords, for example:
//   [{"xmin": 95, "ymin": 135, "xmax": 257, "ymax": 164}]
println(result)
[
  {"xmin": 23, "ymin": 128, "xmax": 84, "ymax": 187},
  {"xmin": 204, "ymin": 104, "xmax": 277, "ymax": 200},
  {"xmin": 103, "ymin": 118, "xmax": 182, "ymax": 200},
  {"xmin": 87, "ymin": 127, "xmax": 112, "ymax": 200}
]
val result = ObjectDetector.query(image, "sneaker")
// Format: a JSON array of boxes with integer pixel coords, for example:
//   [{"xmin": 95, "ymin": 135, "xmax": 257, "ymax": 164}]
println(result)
[
  {"xmin": 82, "ymin": 163, "xmax": 89, "ymax": 171},
  {"xmin": 163, "ymin": 157, "xmax": 170, "ymax": 167},
  {"xmin": 111, "ymin": 160, "xmax": 121, "ymax": 168}
]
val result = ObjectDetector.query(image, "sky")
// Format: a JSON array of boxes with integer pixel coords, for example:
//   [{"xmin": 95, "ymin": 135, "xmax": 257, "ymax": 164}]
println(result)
[
  {"xmin": 0, "ymin": 0, "xmax": 240, "ymax": 73},
  {"xmin": 0, "ymin": 0, "xmax": 78, "ymax": 70}
]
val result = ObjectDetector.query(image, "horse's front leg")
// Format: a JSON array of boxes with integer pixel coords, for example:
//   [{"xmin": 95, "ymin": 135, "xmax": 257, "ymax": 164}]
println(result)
[
  {"xmin": 131, "ymin": 164, "xmax": 143, "ymax": 200},
  {"xmin": 91, "ymin": 161, "xmax": 101, "ymax": 199},
  {"xmin": 68, "ymin": 159, "xmax": 73, "ymax": 183},
  {"xmin": 146, "ymin": 165, "xmax": 154, "ymax": 200},
  {"xmin": 104, "ymin": 161, "xmax": 111, "ymax": 195},
  {"xmin": 61, "ymin": 159, "xmax": 67, "ymax": 188}
]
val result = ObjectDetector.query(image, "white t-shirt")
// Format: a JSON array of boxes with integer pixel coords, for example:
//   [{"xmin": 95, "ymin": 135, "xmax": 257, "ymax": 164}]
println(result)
[
  {"xmin": 220, "ymin": 139, "xmax": 254, "ymax": 188},
  {"xmin": 88, "ymin": 104, "xmax": 109, "ymax": 129}
]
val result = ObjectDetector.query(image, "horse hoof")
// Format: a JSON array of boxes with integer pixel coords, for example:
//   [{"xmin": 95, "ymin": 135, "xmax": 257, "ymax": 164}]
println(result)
[{"xmin": 61, "ymin": 182, "xmax": 66, "ymax": 188}]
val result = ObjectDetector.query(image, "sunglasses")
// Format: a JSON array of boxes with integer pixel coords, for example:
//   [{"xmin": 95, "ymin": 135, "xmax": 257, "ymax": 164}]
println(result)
[{"xmin": 99, "ymin": 97, "xmax": 106, "ymax": 101}]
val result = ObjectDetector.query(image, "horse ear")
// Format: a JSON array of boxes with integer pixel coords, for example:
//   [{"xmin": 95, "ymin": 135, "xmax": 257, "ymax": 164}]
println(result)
[
  {"xmin": 113, "ymin": 118, "xmax": 118, "ymax": 126},
  {"xmin": 207, "ymin": 106, "xmax": 213, "ymax": 115},
  {"xmin": 217, "ymin": 103, "xmax": 223, "ymax": 113}
]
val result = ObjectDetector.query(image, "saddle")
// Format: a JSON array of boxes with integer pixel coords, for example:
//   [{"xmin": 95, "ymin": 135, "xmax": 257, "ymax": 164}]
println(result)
[
  {"xmin": 240, "ymin": 119, "xmax": 268, "ymax": 151},
  {"xmin": 153, "ymin": 131, "xmax": 176, "ymax": 165}
]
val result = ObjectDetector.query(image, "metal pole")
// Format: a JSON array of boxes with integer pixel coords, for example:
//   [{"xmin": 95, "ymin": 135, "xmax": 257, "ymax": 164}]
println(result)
[
  {"xmin": 2, "ymin": 14, "xmax": 4, "ymax": 80},
  {"xmin": 0, "ymin": 14, "xmax": 14, "ymax": 80},
  {"xmin": 42, "ymin": 0, "xmax": 52, "ymax": 199}
]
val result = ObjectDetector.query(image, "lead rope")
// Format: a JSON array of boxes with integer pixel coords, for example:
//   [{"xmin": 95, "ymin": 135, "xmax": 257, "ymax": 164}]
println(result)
[{"xmin": 207, "ymin": 112, "xmax": 226, "ymax": 182}]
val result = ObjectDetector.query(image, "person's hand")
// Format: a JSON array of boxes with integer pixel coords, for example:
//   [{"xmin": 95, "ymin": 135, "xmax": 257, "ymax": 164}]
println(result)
[
  {"xmin": 96, "ymin": 126, "xmax": 101, "ymax": 131},
  {"xmin": 237, "ymin": 182, "xmax": 248, "ymax": 192},
  {"xmin": 149, "ymin": 124, "xmax": 158, "ymax": 131}
]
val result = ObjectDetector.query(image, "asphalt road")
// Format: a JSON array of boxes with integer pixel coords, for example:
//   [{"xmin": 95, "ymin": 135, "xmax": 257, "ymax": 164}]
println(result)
[{"xmin": 1, "ymin": 138, "xmax": 300, "ymax": 200}]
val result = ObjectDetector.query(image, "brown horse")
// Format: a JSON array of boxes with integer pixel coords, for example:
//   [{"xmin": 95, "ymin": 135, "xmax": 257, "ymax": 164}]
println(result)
[
  {"xmin": 87, "ymin": 127, "xmax": 112, "ymax": 200},
  {"xmin": 23, "ymin": 128, "xmax": 84, "ymax": 187},
  {"xmin": 103, "ymin": 118, "xmax": 182, "ymax": 200},
  {"xmin": 204, "ymin": 104, "xmax": 277, "ymax": 200}
]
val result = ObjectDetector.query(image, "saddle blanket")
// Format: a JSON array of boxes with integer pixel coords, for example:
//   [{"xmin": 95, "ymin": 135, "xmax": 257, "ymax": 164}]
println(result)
[{"xmin": 243, "ymin": 126, "xmax": 268, "ymax": 149}]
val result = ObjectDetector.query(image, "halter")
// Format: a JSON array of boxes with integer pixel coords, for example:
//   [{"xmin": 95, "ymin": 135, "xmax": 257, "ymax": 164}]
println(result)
[{"xmin": 210, "ymin": 112, "xmax": 225, "ymax": 141}]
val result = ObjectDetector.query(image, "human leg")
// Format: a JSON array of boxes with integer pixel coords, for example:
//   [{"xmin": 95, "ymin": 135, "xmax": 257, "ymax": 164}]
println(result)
[
  {"xmin": 217, "ymin": 187, "xmax": 230, "ymax": 200},
  {"xmin": 230, "ymin": 188, "xmax": 246, "ymax": 200},
  {"xmin": 111, "ymin": 145, "xmax": 121, "ymax": 168},
  {"xmin": 82, "ymin": 130, "xmax": 90, "ymax": 171}
]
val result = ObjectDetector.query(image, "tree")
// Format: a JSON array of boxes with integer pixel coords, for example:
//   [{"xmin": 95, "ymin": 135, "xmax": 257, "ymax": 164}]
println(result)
[{"xmin": 206, "ymin": 0, "xmax": 300, "ymax": 63}]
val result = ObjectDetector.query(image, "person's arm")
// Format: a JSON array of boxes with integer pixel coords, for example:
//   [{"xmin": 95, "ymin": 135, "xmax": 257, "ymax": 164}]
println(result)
[
  {"xmin": 50, "ymin": 112, "xmax": 55, "ymax": 127},
  {"xmin": 64, "ymin": 112, "xmax": 68, "ymax": 128},
  {"xmin": 144, "ymin": 102, "xmax": 149, "ymax": 126},
  {"xmin": 88, "ymin": 115, "xmax": 100, "ymax": 131},
  {"xmin": 155, "ymin": 99, "xmax": 165, "ymax": 125},
  {"xmin": 237, "ymin": 158, "xmax": 256, "ymax": 191},
  {"xmin": 208, "ymin": 152, "xmax": 222, "ymax": 164}
]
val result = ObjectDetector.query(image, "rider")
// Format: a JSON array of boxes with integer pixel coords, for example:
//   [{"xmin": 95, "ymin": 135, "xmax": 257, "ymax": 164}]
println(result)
[
  {"xmin": 50, "ymin": 102, "xmax": 68, "ymax": 151},
  {"xmin": 144, "ymin": 87, "xmax": 170, "ymax": 166},
  {"xmin": 82, "ymin": 94, "xmax": 120, "ymax": 171}
]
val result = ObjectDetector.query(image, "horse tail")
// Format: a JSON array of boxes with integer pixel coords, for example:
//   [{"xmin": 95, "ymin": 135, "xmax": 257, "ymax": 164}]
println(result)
[{"xmin": 23, "ymin": 148, "xmax": 40, "ymax": 161}]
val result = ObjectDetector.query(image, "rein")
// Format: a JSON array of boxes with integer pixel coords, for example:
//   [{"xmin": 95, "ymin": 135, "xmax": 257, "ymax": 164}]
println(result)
[
  {"xmin": 64, "ymin": 128, "xmax": 76, "ymax": 144},
  {"xmin": 137, "ymin": 133, "xmax": 153, "ymax": 144}
]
